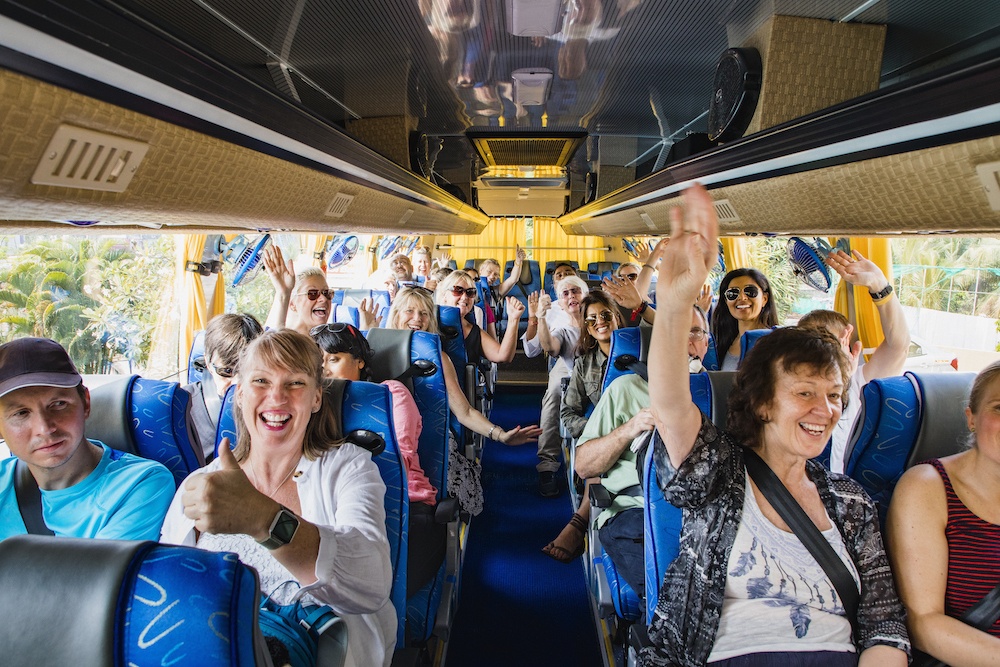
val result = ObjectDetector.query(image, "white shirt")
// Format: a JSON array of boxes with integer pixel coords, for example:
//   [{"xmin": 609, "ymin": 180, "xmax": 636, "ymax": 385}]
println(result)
[
  {"xmin": 830, "ymin": 365, "xmax": 866, "ymax": 474},
  {"xmin": 160, "ymin": 442, "xmax": 396, "ymax": 667}
]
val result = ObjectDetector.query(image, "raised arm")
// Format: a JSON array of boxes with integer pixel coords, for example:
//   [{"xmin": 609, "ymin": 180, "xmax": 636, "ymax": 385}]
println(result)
[
  {"xmin": 263, "ymin": 244, "xmax": 295, "ymax": 330},
  {"xmin": 887, "ymin": 464, "xmax": 1000, "ymax": 665},
  {"xmin": 826, "ymin": 249, "xmax": 910, "ymax": 382},
  {"xmin": 603, "ymin": 275, "xmax": 655, "ymax": 324},
  {"xmin": 479, "ymin": 297, "xmax": 524, "ymax": 363},
  {"xmin": 635, "ymin": 237, "xmax": 667, "ymax": 298},
  {"xmin": 497, "ymin": 245, "xmax": 526, "ymax": 297},
  {"xmin": 535, "ymin": 293, "xmax": 563, "ymax": 357},
  {"xmin": 648, "ymin": 184, "xmax": 719, "ymax": 468}
]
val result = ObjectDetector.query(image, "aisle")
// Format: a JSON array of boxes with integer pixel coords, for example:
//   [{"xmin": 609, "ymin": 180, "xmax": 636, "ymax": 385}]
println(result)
[{"xmin": 445, "ymin": 386, "xmax": 603, "ymax": 667}]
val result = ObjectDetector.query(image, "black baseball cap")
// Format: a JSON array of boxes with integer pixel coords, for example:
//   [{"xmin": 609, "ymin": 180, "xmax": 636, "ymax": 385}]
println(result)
[{"xmin": 0, "ymin": 337, "xmax": 83, "ymax": 399}]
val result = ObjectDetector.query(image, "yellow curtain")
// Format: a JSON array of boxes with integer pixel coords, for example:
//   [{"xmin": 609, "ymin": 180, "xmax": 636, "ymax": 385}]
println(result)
[
  {"xmin": 305, "ymin": 234, "xmax": 329, "ymax": 268},
  {"xmin": 177, "ymin": 235, "xmax": 208, "ymax": 377},
  {"xmin": 448, "ymin": 218, "xmax": 527, "ymax": 269},
  {"xmin": 834, "ymin": 237, "xmax": 893, "ymax": 351},
  {"xmin": 208, "ymin": 274, "xmax": 225, "ymax": 318},
  {"xmin": 721, "ymin": 237, "xmax": 750, "ymax": 272},
  {"xmin": 368, "ymin": 235, "xmax": 382, "ymax": 275},
  {"xmin": 532, "ymin": 218, "xmax": 606, "ymax": 271}
]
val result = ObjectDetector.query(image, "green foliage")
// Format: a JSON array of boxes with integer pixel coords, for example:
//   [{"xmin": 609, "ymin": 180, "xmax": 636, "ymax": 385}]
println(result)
[
  {"xmin": 744, "ymin": 237, "xmax": 801, "ymax": 323},
  {"xmin": 893, "ymin": 238, "xmax": 1000, "ymax": 318},
  {"xmin": 0, "ymin": 236, "xmax": 174, "ymax": 373}
]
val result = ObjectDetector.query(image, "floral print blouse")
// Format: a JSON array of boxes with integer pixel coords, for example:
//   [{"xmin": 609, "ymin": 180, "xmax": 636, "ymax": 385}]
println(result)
[{"xmin": 639, "ymin": 414, "xmax": 910, "ymax": 667}]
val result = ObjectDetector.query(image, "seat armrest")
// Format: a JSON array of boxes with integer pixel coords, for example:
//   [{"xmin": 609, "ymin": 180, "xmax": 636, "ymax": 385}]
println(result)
[
  {"xmin": 590, "ymin": 483, "xmax": 612, "ymax": 509},
  {"xmin": 435, "ymin": 497, "xmax": 460, "ymax": 524}
]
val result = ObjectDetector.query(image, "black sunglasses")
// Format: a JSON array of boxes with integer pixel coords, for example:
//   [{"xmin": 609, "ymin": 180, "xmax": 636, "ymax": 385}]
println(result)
[
  {"xmin": 297, "ymin": 288, "xmax": 335, "ymax": 301},
  {"xmin": 584, "ymin": 310, "xmax": 615, "ymax": 326},
  {"xmin": 619, "ymin": 273, "xmax": 639, "ymax": 281},
  {"xmin": 724, "ymin": 285, "xmax": 761, "ymax": 301},
  {"xmin": 450, "ymin": 286, "xmax": 478, "ymax": 299},
  {"xmin": 310, "ymin": 322, "xmax": 357, "ymax": 338},
  {"xmin": 211, "ymin": 363, "xmax": 235, "ymax": 379}
]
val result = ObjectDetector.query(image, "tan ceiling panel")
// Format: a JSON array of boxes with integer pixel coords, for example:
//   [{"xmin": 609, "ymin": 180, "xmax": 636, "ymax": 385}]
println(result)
[{"xmin": 0, "ymin": 69, "xmax": 486, "ymax": 235}]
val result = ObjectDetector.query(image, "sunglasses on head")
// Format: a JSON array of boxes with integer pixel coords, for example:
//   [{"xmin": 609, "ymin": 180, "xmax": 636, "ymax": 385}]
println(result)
[
  {"xmin": 450, "ymin": 286, "xmax": 478, "ymax": 299},
  {"xmin": 584, "ymin": 310, "xmax": 615, "ymax": 326},
  {"xmin": 724, "ymin": 285, "xmax": 761, "ymax": 301},
  {"xmin": 310, "ymin": 322, "xmax": 357, "ymax": 337},
  {"xmin": 298, "ymin": 288, "xmax": 335, "ymax": 301},
  {"xmin": 211, "ymin": 363, "xmax": 235, "ymax": 379}
]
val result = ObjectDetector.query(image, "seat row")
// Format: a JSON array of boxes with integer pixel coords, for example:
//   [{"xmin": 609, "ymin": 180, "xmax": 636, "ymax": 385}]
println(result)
[{"xmin": 1, "ymin": 327, "xmax": 474, "ymax": 665}]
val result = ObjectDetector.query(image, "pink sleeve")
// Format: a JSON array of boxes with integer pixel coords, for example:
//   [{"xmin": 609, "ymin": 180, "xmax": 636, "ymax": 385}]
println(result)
[{"xmin": 382, "ymin": 380, "xmax": 437, "ymax": 504}]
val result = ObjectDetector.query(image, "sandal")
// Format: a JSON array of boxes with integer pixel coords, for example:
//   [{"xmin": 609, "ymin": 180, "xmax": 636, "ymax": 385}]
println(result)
[{"xmin": 542, "ymin": 513, "xmax": 587, "ymax": 564}]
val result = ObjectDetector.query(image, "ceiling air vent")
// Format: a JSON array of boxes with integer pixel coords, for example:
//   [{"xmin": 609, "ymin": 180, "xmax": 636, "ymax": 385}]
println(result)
[
  {"xmin": 32, "ymin": 125, "xmax": 149, "ymax": 193},
  {"xmin": 713, "ymin": 199, "xmax": 741, "ymax": 223},
  {"xmin": 325, "ymin": 192, "xmax": 355, "ymax": 218},
  {"xmin": 466, "ymin": 129, "xmax": 587, "ymax": 168}
]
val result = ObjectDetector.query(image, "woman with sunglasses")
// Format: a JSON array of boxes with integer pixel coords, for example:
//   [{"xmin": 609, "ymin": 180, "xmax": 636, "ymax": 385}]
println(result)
[
  {"xmin": 436, "ymin": 270, "xmax": 524, "ymax": 365},
  {"xmin": 263, "ymin": 245, "xmax": 336, "ymax": 336},
  {"xmin": 543, "ymin": 290, "xmax": 624, "ymax": 563},
  {"xmin": 712, "ymin": 268, "xmax": 779, "ymax": 370},
  {"xmin": 311, "ymin": 323, "xmax": 446, "ymax": 596}
]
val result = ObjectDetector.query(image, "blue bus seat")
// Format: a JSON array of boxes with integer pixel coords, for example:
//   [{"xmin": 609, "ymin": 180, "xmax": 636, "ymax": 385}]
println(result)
[
  {"xmin": 843, "ymin": 370, "xmax": 974, "ymax": 527},
  {"xmin": 86, "ymin": 375, "xmax": 204, "ymax": 488},
  {"xmin": 365, "ymin": 328, "xmax": 458, "ymax": 645},
  {"xmin": 340, "ymin": 379, "xmax": 409, "ymax": 649},
  {"xmin": 601, "ymin": 326, "xmax": 651, "ymax": 392},
  {"xmin": 463, "ymin": 258, "xmax": 489, "ymax": 271},
  {"xmin": 437, "ymin": 305, "xmax": 477, "ymax": 453},
  {"xmin": 587, "ymin": 261, "xmax": 620, "ymax": 278},
  {"xmin": 187, "ymin": 329, "xmax": 205, "ymax": 384},
  {"xmin": 0, "ymin": 535, "xmax": 265, "ymax": 667},
  {"xmin": 702, "ymin": 327, "xmax": 772, "ymax": 371},
  {"xmin": 334, "ymin": 305, "xmax": 360, "ymax": 328}
]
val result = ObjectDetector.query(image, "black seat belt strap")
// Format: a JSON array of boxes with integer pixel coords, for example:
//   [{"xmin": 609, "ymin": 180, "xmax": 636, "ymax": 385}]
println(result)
[
  {"xmin": 14, "ymin": 460, "xmax": 54, "ymax": 536},
  {"xmin": 743, "ymin": 449, "xmax": 860, "ymax": 639}
]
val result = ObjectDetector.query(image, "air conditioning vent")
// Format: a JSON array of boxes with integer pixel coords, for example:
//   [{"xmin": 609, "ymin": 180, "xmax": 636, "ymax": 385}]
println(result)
[
  {"xmin": 481, "ymin": 177, "xmax": 567, "ymax": 189},
  {"xmin": 713, "ymin": 198, "xmax": 741, "ymax": 223},
  {"xmin": 31, "ymin": 125, "xmax": 149, "ymax": 193},
  {"xmin": 325, "ymin": 192, "xmax": 355, "ymax": 218}
]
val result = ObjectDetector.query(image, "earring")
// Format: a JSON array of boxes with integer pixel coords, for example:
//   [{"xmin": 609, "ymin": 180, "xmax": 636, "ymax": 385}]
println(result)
[{"xmin": 970, "ymin": 426, "xmax": 976, "ymax": 433}]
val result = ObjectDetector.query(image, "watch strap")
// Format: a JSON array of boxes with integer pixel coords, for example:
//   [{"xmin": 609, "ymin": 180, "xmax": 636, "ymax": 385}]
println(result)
[{"xmin": 869, "ymin": 284, "xmax": 893, "ymax": 301}]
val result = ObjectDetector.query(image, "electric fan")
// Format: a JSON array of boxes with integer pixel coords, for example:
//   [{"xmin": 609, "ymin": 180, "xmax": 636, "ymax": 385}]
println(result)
[
  {"xmin": 400, "ymin": 236, "xmax": 420, "ymax": 256},
  {"xmin": 325, "ymin": 235, "xmax": 360, "ymax": 270},
  {"xmin": 786, "ymin": 237, "xmax": 848, "ymax": 293},
  {"xmin": 622, "ymin": 237, "xmax": 643, "ymax": 259},
  {"xmin": 216, "ymin": 234, "xmax": 272, "ymax": 287},
  {"xmin": 377, "ymin": 235, "xmax": 403, "ymax": 260},
  {"xmin": 709, "ymin": 242, "xmax": 726, "ymax": 291}
]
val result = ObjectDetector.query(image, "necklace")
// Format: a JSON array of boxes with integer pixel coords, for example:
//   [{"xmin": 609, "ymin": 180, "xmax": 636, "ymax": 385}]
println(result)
[{"xmin": 248, "ymin": 457, "xmax": 298, "ymax": 497}]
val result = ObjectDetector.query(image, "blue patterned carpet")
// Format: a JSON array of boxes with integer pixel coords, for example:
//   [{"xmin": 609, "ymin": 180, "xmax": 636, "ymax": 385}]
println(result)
[{"xmin": 446, "ymin": 386, "xmax": 603, "ymax": 666}]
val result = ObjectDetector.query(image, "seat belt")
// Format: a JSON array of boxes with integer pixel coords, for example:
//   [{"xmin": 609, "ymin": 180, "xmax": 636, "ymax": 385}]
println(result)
[
  {"xmin": 613, "ymin": 354, "xmax": 648, "ymax": 381},
  {"xmin": 743, "ymin": 449, "xmax": 860, "ymax": 640},
  {"xmin": 912, "ymin": 578, "xmax": 1000, "ymax": 667},
  {"xmin": 13, "ymin": 461, "xmax": 54, "ymax": 536}
]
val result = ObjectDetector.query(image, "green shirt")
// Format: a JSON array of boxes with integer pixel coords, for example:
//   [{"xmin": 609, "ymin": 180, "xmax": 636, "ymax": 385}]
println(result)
[{"xmin": 577, "ymin": 373, "xmax": 649, "ymax": 528}]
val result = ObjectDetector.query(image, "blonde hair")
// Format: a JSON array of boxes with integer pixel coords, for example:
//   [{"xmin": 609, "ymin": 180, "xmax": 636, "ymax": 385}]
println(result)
[
  {"xmin": 436, "ymin": 270, "xmax": 475, "ymax": 305},
  {"xmin": 386, "ymin": 288, "xmax": 439, "ymax": 334},
  {"xmin": 233, "ymin": 329, "xmax": 343, "ymax": 461}
]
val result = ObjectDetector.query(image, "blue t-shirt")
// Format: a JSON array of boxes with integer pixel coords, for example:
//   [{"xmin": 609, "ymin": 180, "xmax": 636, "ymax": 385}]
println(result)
[{"xmin": 0, "ymin": 441, "xmax": 174, "ymax": 540}]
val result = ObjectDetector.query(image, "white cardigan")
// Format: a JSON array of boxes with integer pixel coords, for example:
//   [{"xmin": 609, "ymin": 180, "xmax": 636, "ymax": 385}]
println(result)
[{"xmin": 160, "ymin": 441, "xmax": 396, "ymax": 667}]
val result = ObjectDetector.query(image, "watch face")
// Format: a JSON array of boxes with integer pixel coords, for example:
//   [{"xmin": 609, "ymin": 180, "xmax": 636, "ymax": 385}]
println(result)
[{"xmin": 271, "ymin": 508, "xmax": 299, "ymax": 546}]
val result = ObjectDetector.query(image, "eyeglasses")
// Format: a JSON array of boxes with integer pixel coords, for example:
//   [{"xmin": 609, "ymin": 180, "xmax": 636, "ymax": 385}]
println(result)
[
  {"xmin": 310, "ymin": 322, "xmax": 356, "ymax": 337},
  {"xmin": 297, "ymin": 288, "xmax": 335, "ymax": 301},
  {"xmin": 724, "ymin": 285, "xmax": 761, "ymax": 301},
  {"xmin": 584, "ymin": 310, "xmax": 615, "ymax": 326},
  {"xmin": 560, "ymin": 288, "xmax": 583, "ymax": 297},
  {"xmin": 688, "ymin": 327, "xmax": 708, "ymax": 341},
  {"xmin": 619, "ymin": 273, "xmax": 639, "ymax": 282},
  {"xmin": 211, "ymin": 363, "xmax": 235, "ymax": 379},
  {"xmin": 450, "ymin": 286, "xmax": 478, "ymax": 299}
]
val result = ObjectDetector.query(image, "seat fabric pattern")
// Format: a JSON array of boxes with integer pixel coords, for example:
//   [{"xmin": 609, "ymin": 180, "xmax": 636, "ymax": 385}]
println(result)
[
  {"xmin": 215, "ymin": 384, "xmax": 237, "ymax": 456},
  {"xmin": 601, "ymin": 549, "xmax": 641, "ymax": 621},
  {"xmin": 123, "ymin": 545, "xmax": 260, "ymax": 666},
  {"xmin": 602, "ymin": 327, "xmax": 643, "ymax": 392},
  {"xmin": 129, "ymin": 377, "xmax": 204, "ymax": 488}
]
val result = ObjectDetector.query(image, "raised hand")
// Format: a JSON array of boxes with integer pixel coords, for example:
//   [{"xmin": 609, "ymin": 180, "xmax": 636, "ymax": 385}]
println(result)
[
  {"xmin": 263, "ymin": 244, "xmax": 295, "ymax": 296},
  {"xmin": 603, "ymin": 275, "xmax": 643, "ymax": 310},
  {"xmin": 537, "ymin": 293, "xmax": 553, "ymax": 318},
  {"xmin": 656, "ymin": 184, "xmax": 718, "ymax": 311},
  {"xmin": 527, "ymin": 290, "xmax": 540, "ymax": 317},
  {"xmin": 359, "ymin": 297, "xmax": 383, "ymax": 330},
  {"xmin": 499, "ymin": 424, "xmax": 543, "ymax": 445},
  {"xmin": 826, "ymin": 249, "xmax": 889, "ymax": 292},
  {"xmin": 696, "ymin": 282, "xmax": 713, "ymax": 312},
  {"xmin": 514, "ymin": 244, "xmax": 526, "ymax": 264},
  {"xmin": 435, "ymin": 252, "xmax": 452, "ymax": 269},
  {"xmin": 506, "ymin": 296, "xmax": 525, "ymax": 320}
]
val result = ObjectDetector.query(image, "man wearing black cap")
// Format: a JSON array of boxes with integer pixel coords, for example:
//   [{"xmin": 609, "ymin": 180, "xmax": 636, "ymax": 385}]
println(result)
[{"xmin": 0, "ymin": 337, "xmax": 174, "ymax": 540}]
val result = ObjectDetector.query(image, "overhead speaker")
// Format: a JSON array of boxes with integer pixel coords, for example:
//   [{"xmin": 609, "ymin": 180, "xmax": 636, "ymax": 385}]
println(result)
[{"xmin": 707, "ymin": 47, "xmax": 762, "ymax": 142}]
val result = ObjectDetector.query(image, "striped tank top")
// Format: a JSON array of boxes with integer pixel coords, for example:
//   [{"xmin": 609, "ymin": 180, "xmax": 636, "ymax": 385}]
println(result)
[{"xmin": 928, "ymin": 458, "xmax": 1000, "ymax": 637}]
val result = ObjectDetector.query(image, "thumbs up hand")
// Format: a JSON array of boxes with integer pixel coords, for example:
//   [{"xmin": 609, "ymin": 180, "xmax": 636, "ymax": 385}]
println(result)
[{"xmin": 182, "ymin": 438, "xmax": 279, "ymax": 538}]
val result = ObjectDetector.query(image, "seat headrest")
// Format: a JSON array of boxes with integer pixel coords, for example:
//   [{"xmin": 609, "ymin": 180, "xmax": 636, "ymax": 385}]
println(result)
[
  {"xmin": 366, "ymin": 328, "xmax": 415, "ymax": 384},
  {"xmin": 706, "ymin": 371, "xmax": 737, "ymax": 430},
  {"xmin": 0, "ymin": 535, "xmax": 154, "ymax": 667},
  {"xmin": 905, "ymin": 370, "xmax": 976, "ymax": 468},
  {"xmin": 86, "ymin": 375, "xmax": 139, "ymax": 454}
]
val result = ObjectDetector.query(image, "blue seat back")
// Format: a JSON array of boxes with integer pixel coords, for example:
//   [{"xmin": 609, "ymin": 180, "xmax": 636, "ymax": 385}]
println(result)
[
  {"xmin": 341, "ymin": 379, "xmax": 409, "ymax": 647},
  {"xmin": 187, "ymin": 329, "xmax": 205, "ymax": 384},
  {"xmin": 437, "ymin": 306, "xmax": 469, "ymax": 392},
  {"xmin": 86, "ymin": 375, "xmax": 204, "ymax": 488},
  {"xmin": 844, "ymin": 370, "xmax": 974, "ymax": 527},
  {"xmin": 334, "ymin": 305, "xmax": 360, "ymax": 328},
  {"xmin": 587, "ymin": 261, "xmax": 619, "ymax": 279},
  {"xmin": 215, "ymin": 384, "xmax": 237, "ymax": 456},
  {"xmin": 502, "ymin": 259, "xmax": 540, "ymax": 336},
  {"xmin": 0, "ymin": 535, "xmax": 262, "ymax": 667},
  {"xmin": 602, "ymin": 550, "xmax": 641, "ymax": 621},
  {"xmin": 365, "ymin": 328, "xmax": 452, "ymax": 643},
  {"xmin": 703, "ymin": 327, "xmax": 772, "ymax": 371},
  {"xmin": 602, "ymin": 327, "xmax": 651, "ymax": 392},
  {"xmin": 543, "ymin": 260, "xmax": 580, "ymax": 298}
]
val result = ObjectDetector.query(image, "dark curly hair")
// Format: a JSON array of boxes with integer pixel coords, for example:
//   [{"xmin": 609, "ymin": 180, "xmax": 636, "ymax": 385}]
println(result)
[
  {"xmin": 711, "ymin": 268, "xmax": 778, "ymax": 361},
  {"xmin": 726, "ymin": 326, "xmax": 850, "ymax": 450}
]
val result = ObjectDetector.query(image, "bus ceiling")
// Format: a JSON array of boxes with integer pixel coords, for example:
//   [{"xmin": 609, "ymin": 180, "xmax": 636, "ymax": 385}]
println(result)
[{"xmin": 0, "ymin": 0, "xmax": 997, "ymax": 237}]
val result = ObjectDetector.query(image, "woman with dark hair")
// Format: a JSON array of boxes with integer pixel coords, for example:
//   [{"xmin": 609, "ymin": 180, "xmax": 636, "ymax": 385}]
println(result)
[
  {"xmin": 161, "ymin": 329, "xmax": 395, "ymax": 667},
  {"xmin": 887, "ymin": 360, "xmax": 1000, "ymax": 664},
  {"xmin": 311, "ymin": 322, "xmax": 445, "ymax": 596},
  {"xmin": 642, "ymin": 184, "xmax": 908, "ymax": 667},
  {"xmin": 543, "ymin": 290, "xmax": 624, "ymax": 563},
  {"xmin": 711, "ymin": 267, "xmax": 779, "ymax": 370}
]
